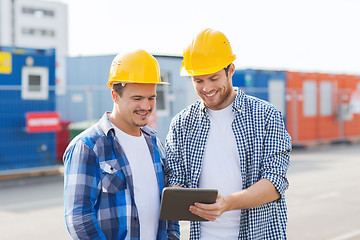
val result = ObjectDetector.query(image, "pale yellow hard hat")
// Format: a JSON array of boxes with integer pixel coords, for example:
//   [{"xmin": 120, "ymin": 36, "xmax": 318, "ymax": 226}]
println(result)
[
  {"xmin": 107, "ymin": 49, "xmax": 169, "ymax": 88},
  {"xmin": 180, "ymin": 28, "xmax": 236, "ymax": 76}
]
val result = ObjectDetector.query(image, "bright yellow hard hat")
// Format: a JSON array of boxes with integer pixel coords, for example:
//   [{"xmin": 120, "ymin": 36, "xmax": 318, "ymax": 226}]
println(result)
[
  {"xmin": 107, "ymin": 49, "xmax": 169, "ymax": 88},
  {"xmin": 180, "ymin": 28, "xmax": 236, "ymax": 76}
]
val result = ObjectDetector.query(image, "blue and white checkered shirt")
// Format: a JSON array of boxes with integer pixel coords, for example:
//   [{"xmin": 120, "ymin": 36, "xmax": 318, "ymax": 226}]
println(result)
[
  {"xmin": 164, "ymin": 90, "xmax": 291, "ymax": 240},
  {"xmin": 64, "ymin": 113, "xmax": 179, "ymax": 240}
]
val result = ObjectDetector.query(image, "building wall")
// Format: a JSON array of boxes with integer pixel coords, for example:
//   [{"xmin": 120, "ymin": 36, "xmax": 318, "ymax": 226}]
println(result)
[
  {"xmin": 57, "ymin": 55, "xmax": 113, "ymax": 123},
  {"xmin": 0, "ymin": 0, "xmax": 12, "ymax": 45},
  {"xmin": 155, "ymin": 56, "xmax": 196, "ymax": 141},
  {"xmin": 0, "ymin": 0, "xmax": 68, "ymax": 95}
]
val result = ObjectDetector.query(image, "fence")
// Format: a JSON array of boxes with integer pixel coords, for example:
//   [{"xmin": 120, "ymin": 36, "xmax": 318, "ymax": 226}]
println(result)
[{"xmin": 1, "ymin": 84, "xmax": 359, "ymax": 172}]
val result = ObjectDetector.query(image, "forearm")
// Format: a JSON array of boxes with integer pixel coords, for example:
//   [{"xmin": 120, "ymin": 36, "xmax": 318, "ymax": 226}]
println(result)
[{"xmin": 224, "ymin": 179, "xmax": 280, "ymax": 211}]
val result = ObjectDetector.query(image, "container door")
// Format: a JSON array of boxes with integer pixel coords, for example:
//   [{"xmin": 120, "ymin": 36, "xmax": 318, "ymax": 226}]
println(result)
[
  {"xmin": 286, "ymin": 72, "xmax": 319, "ymax": 144},
  {"xmin": 317, "ymin": 74, "xmax": 340, "ymax": 141}
]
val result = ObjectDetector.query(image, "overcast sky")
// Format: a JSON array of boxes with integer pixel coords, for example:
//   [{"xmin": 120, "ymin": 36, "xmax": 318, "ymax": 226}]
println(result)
[{"xmin": 53, "ymin": 0, "xmax": 360, "ymax": 74}]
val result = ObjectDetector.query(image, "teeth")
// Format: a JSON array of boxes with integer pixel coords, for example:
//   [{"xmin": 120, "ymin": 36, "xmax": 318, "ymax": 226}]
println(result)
[
  {"xmin": 205, "ymin": 92, "xmax": 216, "ymax": 97},
  {"xmin": 136, "ymin": 111, "xmax": 148, "ymax": 115}
]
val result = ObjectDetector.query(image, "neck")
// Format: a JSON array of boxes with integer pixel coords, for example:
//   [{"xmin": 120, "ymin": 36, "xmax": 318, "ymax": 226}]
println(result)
[
  {"xmin": 207, "ymin": 89, "xmax": 237, "ymax": 110},
  {"xmin": 108, "ymin": 112, "xmax": 141, "ymax": 137},
  {"xmin": 224, "ymin": 90, "xmax": 237, "ymax": 108}
]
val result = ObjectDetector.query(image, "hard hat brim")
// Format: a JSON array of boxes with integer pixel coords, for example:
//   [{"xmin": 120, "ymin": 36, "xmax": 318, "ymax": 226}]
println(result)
[{"xmin": 107, "ymin": 80, "xmax": 169, "ymax": 88}]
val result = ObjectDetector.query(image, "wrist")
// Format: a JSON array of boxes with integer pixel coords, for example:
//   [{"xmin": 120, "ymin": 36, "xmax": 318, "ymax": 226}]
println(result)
[{"xmin": 222, "ymin": 195, "xmax": 233, "ymax": 212}]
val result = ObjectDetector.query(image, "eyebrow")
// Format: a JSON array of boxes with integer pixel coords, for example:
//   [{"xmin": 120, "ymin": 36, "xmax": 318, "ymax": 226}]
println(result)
[
  {"xmin": 131, "ymin": 95, "xmax": 157, "ymax": 98},
  {"xmin": 193, "ymin": 74, "xmax": 219, "ymax": 81},
  {"xmin": 209, "ymin": 75, "xmax": 219, "ymax": 80}
]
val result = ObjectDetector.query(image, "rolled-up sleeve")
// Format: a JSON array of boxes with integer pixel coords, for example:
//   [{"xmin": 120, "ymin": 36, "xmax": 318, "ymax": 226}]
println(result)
[
  {"xmin": 63, "ymin": 141, "xmax": 106, "ymax": 240},
  {"xmin": 260, "ymin": 109, "xmax": 292, "ymax": 198}
]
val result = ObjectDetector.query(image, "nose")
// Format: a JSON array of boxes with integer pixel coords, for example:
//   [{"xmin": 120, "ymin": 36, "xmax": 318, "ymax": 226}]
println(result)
[
  {"xmin": 139, "ymin": 99, "xmax": 152, "ymax": 110},
  {"xmin": 202, "ymin": 82, "xmax": 213, "ymax": 93}
]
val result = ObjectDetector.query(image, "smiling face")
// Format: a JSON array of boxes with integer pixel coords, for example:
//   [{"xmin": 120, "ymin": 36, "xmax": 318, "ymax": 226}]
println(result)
[
  {"xmin": 109, "ymin": 83, "xmax": 156, "ymax": 136},
  {"xmin": 192, "ymin": 63, "xmax": 236, "ymax": 110}
]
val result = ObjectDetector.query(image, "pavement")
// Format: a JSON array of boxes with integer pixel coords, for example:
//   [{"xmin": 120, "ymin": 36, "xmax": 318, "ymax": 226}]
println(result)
[
  {"xmin": 0, "ymin": 165, "xmax": 64, "ymax": 181},
  {"xmin": 1, "ymin": 141, "xmax": 359, "ymax": 240}
]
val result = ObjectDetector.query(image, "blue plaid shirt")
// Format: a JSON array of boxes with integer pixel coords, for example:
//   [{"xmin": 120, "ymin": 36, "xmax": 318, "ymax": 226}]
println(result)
[
  {"xmin": 165, "ymin": 90, "xmax": 291, "ymax": 240},
  {"xmin": 64, "ymin": 113, "xmax": 179, "ymax": 240}
]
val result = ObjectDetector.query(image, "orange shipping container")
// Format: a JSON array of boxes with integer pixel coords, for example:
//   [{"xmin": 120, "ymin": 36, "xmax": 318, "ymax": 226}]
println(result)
[{"xmin": 286, "ymin": 71, "xmax": 342, "ymax": 145}]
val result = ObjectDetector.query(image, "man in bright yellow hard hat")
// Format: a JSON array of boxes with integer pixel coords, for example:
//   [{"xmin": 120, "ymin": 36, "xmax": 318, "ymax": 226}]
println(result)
[
  {"xmin": 164, "ymin": 29, "xmax": 292, "ymax": 239},
  {"xmin": 63, "ymin": 50, "xmax": 179, "ymax": 240}
]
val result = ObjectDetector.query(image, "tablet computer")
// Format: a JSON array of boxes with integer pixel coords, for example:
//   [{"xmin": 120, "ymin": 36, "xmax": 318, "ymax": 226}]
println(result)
[{"xmin": 159, "ymin": 187, "xmax": 218, "ymax": 221}]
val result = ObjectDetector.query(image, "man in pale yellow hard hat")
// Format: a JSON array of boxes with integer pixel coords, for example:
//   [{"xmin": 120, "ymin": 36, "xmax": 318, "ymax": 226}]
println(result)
[
  {"xmin": 165, "ymin": 28, "xmax": 292, "ymax": 239},
  {"xmin": 64, "ymin": 50, "xmax": 179, "ymax": 240}
]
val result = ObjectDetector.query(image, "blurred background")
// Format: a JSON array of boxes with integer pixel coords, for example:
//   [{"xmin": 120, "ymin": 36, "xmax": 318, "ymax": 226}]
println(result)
[{"xmin": 0, "ymin": 0, "xmax": 359, "ymax": 239}]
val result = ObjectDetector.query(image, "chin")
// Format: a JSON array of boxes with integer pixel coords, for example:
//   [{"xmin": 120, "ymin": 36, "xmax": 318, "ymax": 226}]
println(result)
[
  {"xmin": 204, "ymin": 99, "xmax": 217, "ymax": 107},
  {"xmin": 135, "ymin": 122, "xmax": 148, "ymax": 128}
]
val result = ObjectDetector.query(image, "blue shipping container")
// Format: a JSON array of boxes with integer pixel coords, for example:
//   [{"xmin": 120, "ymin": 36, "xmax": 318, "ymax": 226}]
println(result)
[
  {"xmin": 0, "ymin": 46, "xmax": 57, "ymax": 171},
  {"xmin": 233, "ymin": 69, "xmax": 287, "ymax": 119}
]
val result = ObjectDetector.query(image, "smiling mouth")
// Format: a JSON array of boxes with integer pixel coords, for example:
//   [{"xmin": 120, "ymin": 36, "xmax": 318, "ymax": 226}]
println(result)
[
  {"xmin": 135, "ymin": 110, "xmax": 151, "ymax": 117},
  {"xmin": 204, "ymin": 91, "xmax": 217, "ymax": 97}
]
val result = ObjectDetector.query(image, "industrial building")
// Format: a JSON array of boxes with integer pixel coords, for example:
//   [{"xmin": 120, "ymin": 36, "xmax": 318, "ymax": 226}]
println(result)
[{"xmin": 0, "ymin": 0, "xmax": 68, "ymax": 95}]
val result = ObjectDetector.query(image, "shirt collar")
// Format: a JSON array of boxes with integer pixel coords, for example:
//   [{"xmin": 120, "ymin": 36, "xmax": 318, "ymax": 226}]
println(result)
[
  {"xmin": 98, "ymin": 112, "xmax": 115, "ymax": 137},
  {"xmin": 232, "ymin": 87, "xmax": 245, "ymax": 113},
  {"xmin": 98, "ymin": 112, "xmax": 157, "ymax": 138}
]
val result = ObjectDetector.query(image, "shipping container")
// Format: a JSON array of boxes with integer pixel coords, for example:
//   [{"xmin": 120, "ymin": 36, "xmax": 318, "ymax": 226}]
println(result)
[
  {"xmin": 234, "ymin": 69, "xmax": 360, "ymax": 147},
  {"xmin": 286, "ymin": 71, "xmax": 342, "ymax": 144},
  {"xmin": 339, "ymin": 74, "xmax": 360, "ymax": 139},
  {"xmin": 0, "ymin": 46, "xmax": 58, "ymax": 171},
  {"xmin": 232, "ymin": 69, "xmax": 287, "ymax": 117}
]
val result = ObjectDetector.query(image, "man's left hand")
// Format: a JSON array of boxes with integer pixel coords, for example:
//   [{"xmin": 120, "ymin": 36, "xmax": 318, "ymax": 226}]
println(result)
[{"xmin": 189, "ymin": 194, "xmax": 227, "ymax": 221}]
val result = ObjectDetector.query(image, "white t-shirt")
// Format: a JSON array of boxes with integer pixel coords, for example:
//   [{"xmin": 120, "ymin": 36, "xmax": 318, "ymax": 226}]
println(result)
[
  {"xmin": 113, "ymin": 125, "xmax": 160, "ymax": 239},
  {"xmin": 198, "ymin": 104, "xmax": 242, "ymax": 239}
]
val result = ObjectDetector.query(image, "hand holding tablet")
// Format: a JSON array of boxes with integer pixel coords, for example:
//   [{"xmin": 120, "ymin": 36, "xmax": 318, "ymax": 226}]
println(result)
[{"xmin": 159, "ymin": 187, "xmax": 218, "ymax": 221}]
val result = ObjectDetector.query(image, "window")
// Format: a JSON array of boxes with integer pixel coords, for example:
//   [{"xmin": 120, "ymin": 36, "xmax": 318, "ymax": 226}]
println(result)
[
  {"xmin": 320, "ymin": 81, "xmax": 332, "ymax": 116},
  {"xmin": 22, "ymin": 66, "xmax": 49, "ymax": 100},
  {"xmin": 22, "ymin": 7, "xmax": 54, "ymax": 17},
  {"xmin": 22, "ymin": 28, "xmax": 55, "ymax": 37},
  {"xmin": 268, "ymin": 79, "xmax": 285, "ymax": 115},
  {"xmin": 156, "ymin": 72, "xmax": 170, "ymax": 117},
  {"xmin": 28, "ymin": 75, "xmax": 41, "ymax": 92},
  {"xmin": 303, "ymin": 80, "xmax": 317, "ymax": 117}
]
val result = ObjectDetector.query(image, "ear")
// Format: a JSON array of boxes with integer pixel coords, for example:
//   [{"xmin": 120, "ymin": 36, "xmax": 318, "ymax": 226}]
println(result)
[
  {"xmin": 111, "ymin": 89, "xmax": 118, "ymax": 102},
  {"xmin": 228, "ymin": 63, "xmax": 235, "ymax": 78}
]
